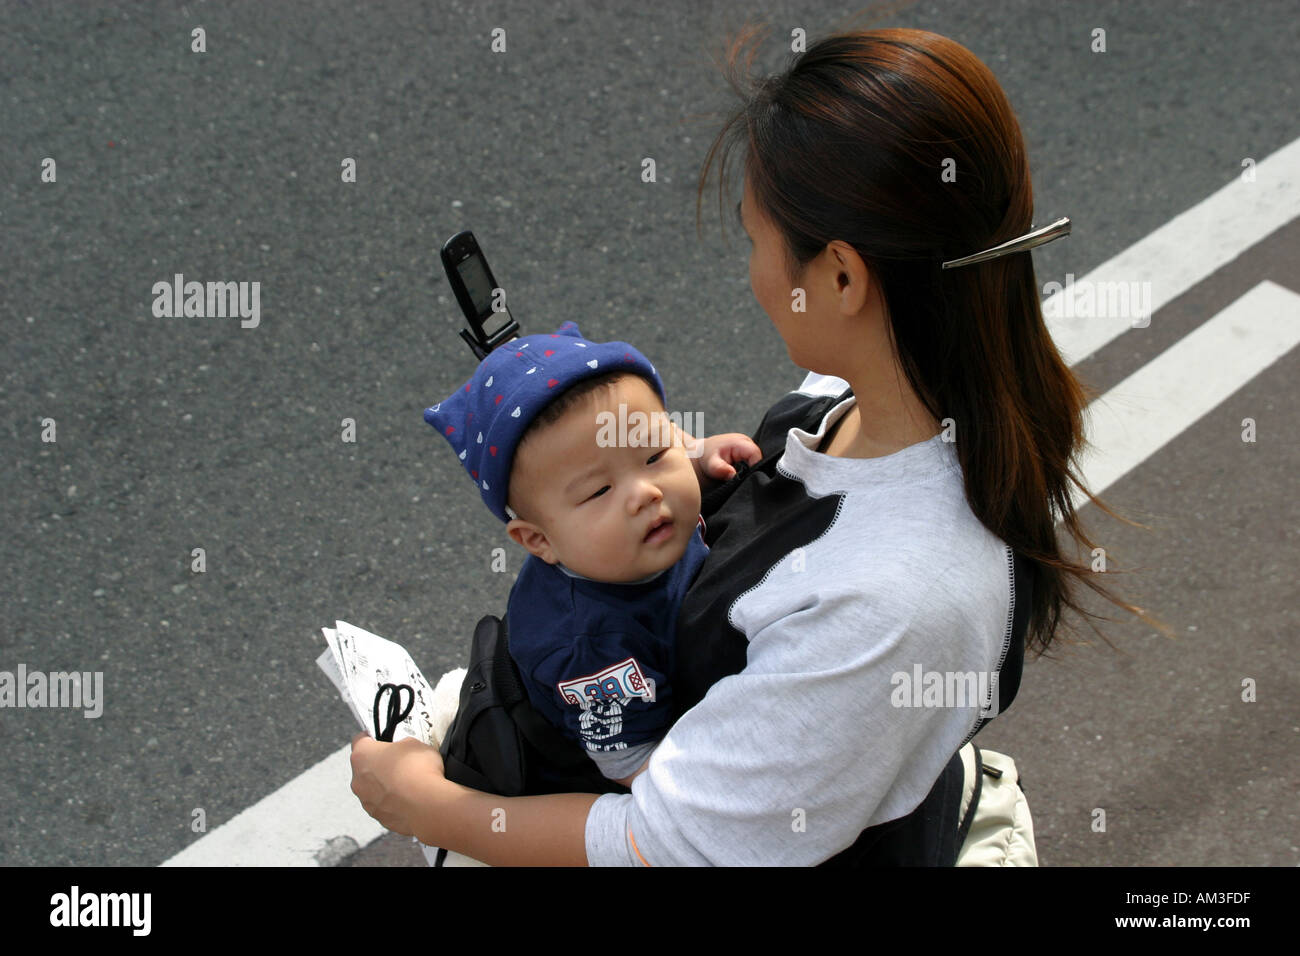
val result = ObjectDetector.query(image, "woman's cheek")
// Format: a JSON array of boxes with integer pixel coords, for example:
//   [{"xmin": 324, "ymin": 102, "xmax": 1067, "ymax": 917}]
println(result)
[
  {"xmin": 751, "ymin": 269, "xmax": 777, "ymax": 327},
  {"xmin": 753, "ymin": 250, "xmax": 781, "ymax": 313},
  {"xmin": 748, "ymin": 257, "xmax": 762, "ymax": 309}
]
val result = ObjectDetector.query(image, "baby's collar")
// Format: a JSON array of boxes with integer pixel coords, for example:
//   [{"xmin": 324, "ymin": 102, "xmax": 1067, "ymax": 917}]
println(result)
[{"xmin": 555, "ymin": 563, "xmax": 667, "ymax": 585}]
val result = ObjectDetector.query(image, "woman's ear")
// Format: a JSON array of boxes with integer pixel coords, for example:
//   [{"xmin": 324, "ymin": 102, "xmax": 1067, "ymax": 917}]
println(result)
[{"xmin": 827, "ymin": 239, "xmax": 874, "ymax": 315}]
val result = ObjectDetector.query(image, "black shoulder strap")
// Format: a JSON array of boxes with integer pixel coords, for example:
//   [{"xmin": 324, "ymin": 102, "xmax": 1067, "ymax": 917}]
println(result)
[{"xmin": 954, "ymin": 744, "xmax": 985, "ymax": 850}]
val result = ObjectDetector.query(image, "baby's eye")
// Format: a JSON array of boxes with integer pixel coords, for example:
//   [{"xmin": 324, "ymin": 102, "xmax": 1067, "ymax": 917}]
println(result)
[
  {"xmin": 647, "ymin": 449, "xmax": 667, "ymax": 465},
  {"xmin": 586, "ymin": 485, "xmax": 610, "ymax": 501}
]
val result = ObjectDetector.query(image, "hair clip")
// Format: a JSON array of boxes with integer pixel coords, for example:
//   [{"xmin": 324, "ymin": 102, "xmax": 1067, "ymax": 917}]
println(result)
[{"xmin": 941, "ymin": 217, "xmax": 1071, "ymax": 270}]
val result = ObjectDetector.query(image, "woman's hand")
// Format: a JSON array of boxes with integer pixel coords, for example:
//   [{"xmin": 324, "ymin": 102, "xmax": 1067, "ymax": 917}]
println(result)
[
  {"xmin": 349, "ymin": 732, "xmax": 447, "ymax": 841},
  {"xmin": 687, "ymin": 432, "xmax": 763, "ymax": 484}
]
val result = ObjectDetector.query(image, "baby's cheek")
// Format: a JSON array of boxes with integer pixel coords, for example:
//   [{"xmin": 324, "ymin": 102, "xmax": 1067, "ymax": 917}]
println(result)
[
  {"xmin": 593, "ymin": 514, "xmax": 624, "ymax": 554},
  {"xmin": 681, "ymin": 464, "xmax": 704, "ymax": 506}
]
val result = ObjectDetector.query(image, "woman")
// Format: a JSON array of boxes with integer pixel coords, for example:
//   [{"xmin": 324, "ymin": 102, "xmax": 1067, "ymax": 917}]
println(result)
[{"xmin": 350, "ymin": 25, "xmax": 1166, "ymax": 866}]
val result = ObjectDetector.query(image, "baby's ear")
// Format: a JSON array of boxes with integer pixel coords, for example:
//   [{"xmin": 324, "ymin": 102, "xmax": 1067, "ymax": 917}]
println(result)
[{"xmin": 506, "ymin": 518, "xmax": 556, "ymax": 563}]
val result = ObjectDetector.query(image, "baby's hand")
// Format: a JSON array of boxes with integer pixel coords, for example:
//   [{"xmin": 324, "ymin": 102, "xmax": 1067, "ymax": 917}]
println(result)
[{"xmin": 690, "ymin": 432, "xmax": 762, "ymax": 483}]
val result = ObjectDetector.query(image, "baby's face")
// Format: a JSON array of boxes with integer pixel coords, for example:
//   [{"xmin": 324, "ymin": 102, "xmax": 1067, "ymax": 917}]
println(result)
[{"xmin": 506, "ymin": 375, "xmax": 702, "ymax": 583}]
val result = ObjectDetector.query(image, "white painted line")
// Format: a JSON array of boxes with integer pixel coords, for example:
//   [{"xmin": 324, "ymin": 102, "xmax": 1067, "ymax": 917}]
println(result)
[
  {"xmin": 161, "ymin": 744, "xmax": 386, "ymax": 866},
  {"xmin": 161, "ymin": 665, "xmax": 468, "ymax": 867},
  {"xmin": 1074, "ymin": 281, "xmax": 1300, "ymax": 510},
  {"xmin": 1044, "ymin": 137, "xmax": 1300, "ymax": 366}
]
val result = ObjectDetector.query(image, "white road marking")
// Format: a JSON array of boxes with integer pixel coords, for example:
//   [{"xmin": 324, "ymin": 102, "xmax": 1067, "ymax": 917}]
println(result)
[
  {"xmin": 160, "ymin": 746, "xmax": 385, "ymax": 866},
  {"xmin": 1045, "ymin": 138, "xmax": 1300, "ymax": 366},
  {"xmin": 1073, "ymin": 281, "xmax": 1300, "ymax": 510},
  {"xmin": 160, "ymin": 137, "xmax": 1300, "ymax": 868}
]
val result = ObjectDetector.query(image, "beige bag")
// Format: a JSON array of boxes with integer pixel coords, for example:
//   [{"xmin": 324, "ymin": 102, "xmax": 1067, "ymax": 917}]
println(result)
[{"xmin": 955, "ymin": 742, "xmax": 1038, "ymax": 866}]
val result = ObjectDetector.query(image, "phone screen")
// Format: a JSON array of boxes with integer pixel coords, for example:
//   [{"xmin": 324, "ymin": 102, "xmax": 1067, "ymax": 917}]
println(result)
[{"xmin": 457, "ymin": 255, "xmax": 511, "ymax": 338}]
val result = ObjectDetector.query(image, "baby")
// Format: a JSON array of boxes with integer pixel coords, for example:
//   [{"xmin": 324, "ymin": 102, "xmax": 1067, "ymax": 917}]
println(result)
[{"xmin": 424, "ymin": 321, "xmax": 759, "ymax": 786}]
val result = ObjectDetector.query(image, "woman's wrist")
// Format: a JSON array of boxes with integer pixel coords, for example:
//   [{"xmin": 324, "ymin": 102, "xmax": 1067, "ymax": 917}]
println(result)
[{"xmin": 412, "ymin": 770, "xmax": 473, "ymax": 849}]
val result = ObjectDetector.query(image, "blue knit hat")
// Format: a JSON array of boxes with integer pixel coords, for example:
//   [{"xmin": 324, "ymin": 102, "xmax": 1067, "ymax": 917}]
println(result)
[{"xmin": 423, "ymin": 320, "xmax": 666, "ymax": 523}]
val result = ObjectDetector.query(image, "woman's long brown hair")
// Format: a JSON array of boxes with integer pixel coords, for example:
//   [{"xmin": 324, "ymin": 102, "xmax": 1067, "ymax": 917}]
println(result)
[{"xmin": 695, "ymin": 24, "xmax": 1174, "ymax": 657}]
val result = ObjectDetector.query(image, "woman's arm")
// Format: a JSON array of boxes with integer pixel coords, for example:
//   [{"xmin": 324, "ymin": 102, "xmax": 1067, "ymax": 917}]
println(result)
[
  {"xmin": 425, "ymin": 779, "xmax": 599, "ymax": 867},
  {"xmin": 349, "ymin": 732, "xmax": 598, "ymax": 866},
  {"xmin": 349, "ymin": 737, "xmax": 651, "ymax": 864}
]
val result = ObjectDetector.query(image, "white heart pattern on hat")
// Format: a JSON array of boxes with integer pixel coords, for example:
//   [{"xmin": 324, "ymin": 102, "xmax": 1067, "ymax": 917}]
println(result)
[
  {"xmin": 587, "ymin": 359, "xmax": 598, "ymax": 369},
  {"xmin": 485, "ymin": 376, "xmax": 493, "ymax": 387},
  {"xmin": 482, "ymin": 480, "xmax": 489, "ymax": 490},
  {"xmin": 459, "ymin": 449, "xmax": 467, "ymax": 460},
  {"xmin": 526, "ymin": 367, "xmax": 536, "ymax": 374},
  {"xmin": 512, "ymin": 406, "xmax": 521, "ymax": 417},
  {"xmin": 477, "ymin": 432, "xmax": 483, "ymax": 443}
]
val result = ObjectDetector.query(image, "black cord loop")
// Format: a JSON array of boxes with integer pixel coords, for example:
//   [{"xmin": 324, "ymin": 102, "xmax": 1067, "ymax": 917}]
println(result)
[{"xmin": 373, "ymin": 683, "xmax": 415, "ymax": 742}]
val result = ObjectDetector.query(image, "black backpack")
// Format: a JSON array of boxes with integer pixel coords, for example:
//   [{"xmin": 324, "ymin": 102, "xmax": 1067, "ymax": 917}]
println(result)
[{"xmin": 432, "ymin": 613, "xmax": 629, "ymax": 865}]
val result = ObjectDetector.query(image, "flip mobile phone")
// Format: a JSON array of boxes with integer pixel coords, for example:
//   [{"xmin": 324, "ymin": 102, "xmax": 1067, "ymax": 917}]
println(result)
[{"xmin": 440, "ymin": 230, "xmax": 521, "ymax": 360}]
